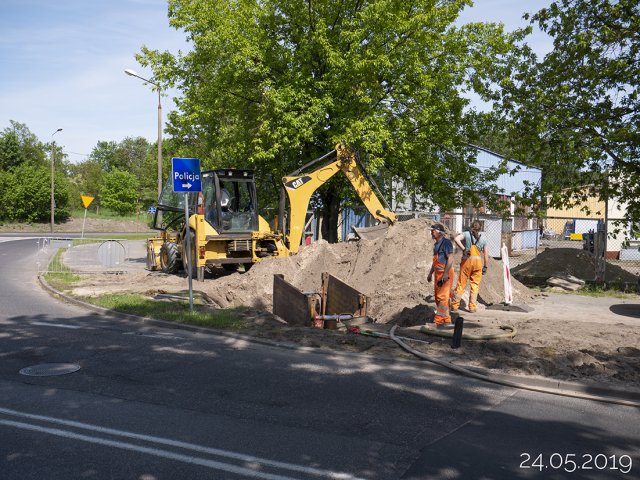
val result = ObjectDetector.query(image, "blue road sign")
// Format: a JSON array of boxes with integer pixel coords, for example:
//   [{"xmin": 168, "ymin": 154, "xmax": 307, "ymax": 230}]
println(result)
[{"xmin": 172, "ymin": 157, "xmax": 202, "ymax": 193}]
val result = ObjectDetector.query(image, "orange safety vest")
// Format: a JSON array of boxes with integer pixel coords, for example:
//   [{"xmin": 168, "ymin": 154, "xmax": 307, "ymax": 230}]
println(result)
[
  {"xmin": 451, "ymin": 233, "xmax": 484, "ymax": 311},
  {"xmin": 433, "ymin": 240, "xmax": 454, "ymax": 324}
]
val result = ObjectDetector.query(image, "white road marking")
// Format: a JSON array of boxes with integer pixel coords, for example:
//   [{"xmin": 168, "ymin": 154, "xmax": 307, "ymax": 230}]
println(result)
[
  {"xmin": 0, "ymin": 407, "xmax": 363, "ymax": 480},
  {"xmin": 0, "ymin": 418, "xmax": 301, "ymax": 480},
  {"xmin": 0, "ymin": 237, "xmax": 29, "ymax": 243}
]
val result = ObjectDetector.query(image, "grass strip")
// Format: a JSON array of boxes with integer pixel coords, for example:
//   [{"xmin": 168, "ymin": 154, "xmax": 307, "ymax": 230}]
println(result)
[
  {"xmin": 88, "ymin": 293, "xmax": 245, "ymax": 330},
  {"xmin": 42, "ymin": 239, "xmax": 250, "ymax": 331},
  {"xmin": 44, "ymin": 248, "xmax": 81, "ymax": 289}
]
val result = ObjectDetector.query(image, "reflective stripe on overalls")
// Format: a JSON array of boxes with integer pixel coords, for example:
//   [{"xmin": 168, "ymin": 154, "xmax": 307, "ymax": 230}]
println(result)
[
  {"xmin": 451, "ymin": 237, "xmax": 483, "ymax": 311},
  {"xmin": 433, "ymin": 242, "xmax": 454, "ymax": 324}
]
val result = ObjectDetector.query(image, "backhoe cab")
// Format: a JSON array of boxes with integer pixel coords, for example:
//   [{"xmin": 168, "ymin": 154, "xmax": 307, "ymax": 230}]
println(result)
[
  {"xmin": 146, "ymin": 144, "xmax": 395, "ymax": 279},
  {"xmin": 147, "ymin": 169, "xmax": 287, "ymax": 280}
]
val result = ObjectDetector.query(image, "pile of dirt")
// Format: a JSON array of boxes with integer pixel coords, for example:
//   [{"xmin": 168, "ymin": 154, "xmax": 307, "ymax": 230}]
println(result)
[
  {"xmin": 512, "ymin": 248, "xmax": 638, "ymax": 284},
  {"xmin": 190, "ymin": 218, "xmax": 533, "ymax": 325}
]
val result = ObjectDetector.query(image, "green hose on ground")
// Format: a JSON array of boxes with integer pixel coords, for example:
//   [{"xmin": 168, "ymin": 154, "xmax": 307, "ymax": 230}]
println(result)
[{"xmin": 420, "ymin": 324, "xmax": 517, "ymax": 340}]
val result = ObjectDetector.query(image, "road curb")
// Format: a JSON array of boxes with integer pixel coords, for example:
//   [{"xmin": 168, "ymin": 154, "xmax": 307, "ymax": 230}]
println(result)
[
  {"xmin": 36, "ymin": 275, "xmax": 446, "ymax": 372},
  {"xmin": 38, "ymin": 275, "xmax": 640, "ymax": 405}
]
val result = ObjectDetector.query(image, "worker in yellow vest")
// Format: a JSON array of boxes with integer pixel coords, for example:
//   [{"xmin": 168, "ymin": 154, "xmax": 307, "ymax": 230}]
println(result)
[{"xmin": 450, "ymin": 220, "xmax": 489, "ymax": 313}]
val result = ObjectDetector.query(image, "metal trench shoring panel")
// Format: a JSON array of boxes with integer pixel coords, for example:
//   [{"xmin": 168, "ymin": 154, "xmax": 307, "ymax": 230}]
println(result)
[
  {"xmin": 272, "ymin": 274, "xmax": 321, "ymax": 327},
  {"xmin": 321, "ymin": 272, "xmax": 368, "ymax": 317}
]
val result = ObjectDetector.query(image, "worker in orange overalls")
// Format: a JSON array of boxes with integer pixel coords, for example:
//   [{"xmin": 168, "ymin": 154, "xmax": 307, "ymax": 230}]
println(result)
[
  {"xmin": 427, "ymin": 223, "xmax": 455, "ymax": 325},
  {"xmin": 450, "ymin": 220, "xmax": 489, "ymax": 313}
]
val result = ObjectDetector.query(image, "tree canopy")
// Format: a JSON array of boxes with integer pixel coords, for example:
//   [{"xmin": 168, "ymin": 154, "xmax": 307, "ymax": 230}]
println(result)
[
  {"xmin": 494, "ymin": 0, "xmax": 639, "ymax": 223},
  {"xmin": 0, "ymin": 121, "xmax": 47, "ymax": 170},
  {"xmin": 138, "ymin": 0, "xmax": 524, "ymax": 237},
  {"xmin": 100, "ymin": 169, "xmax": 141, "ymax": 215}
]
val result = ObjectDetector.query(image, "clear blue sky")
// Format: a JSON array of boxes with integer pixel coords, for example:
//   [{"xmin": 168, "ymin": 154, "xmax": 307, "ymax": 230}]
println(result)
[{"xmin": 0, "ymin": 1, "xmax": 551, "ymax": 164}]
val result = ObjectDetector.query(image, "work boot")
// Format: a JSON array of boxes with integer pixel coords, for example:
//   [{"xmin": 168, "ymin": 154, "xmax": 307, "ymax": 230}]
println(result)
[{"xmin": 467, "ymin": 308, "xmax": 476, "ymax": 313}]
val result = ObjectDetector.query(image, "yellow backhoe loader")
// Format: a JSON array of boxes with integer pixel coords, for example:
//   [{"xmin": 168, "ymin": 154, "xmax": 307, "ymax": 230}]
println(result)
[{"xmin": 146, "ymin": 144, "xmax": 396, "ymax": 280}]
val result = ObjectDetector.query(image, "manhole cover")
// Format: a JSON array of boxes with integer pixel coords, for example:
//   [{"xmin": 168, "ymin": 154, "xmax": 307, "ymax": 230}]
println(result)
[{"xmin": 19, "ymin": 363, "xmax": 81, "ymax": 377}]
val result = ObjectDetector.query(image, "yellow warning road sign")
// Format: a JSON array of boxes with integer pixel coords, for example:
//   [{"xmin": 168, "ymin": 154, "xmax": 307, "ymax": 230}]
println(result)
[{"xmin": 81, "ymin": 195, "xmax": 94, "ymax": 209}]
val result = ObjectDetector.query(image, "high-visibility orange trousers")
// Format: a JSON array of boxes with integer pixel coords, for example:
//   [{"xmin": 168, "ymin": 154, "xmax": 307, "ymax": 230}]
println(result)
[
  {"xmin": 434, "ymin": 266, "xmax": 455, "ymax": 324},
  {"xmin": 451, "ymin": 256, "xmax": 483, "ymax": 311}
]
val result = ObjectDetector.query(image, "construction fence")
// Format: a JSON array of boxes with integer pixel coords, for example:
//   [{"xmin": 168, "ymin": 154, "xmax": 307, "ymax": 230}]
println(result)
[
  {"xmin": 340, "ymin": 209, "xmax": 640, "ymax": 287},
  {"xmin": 35, "ymin": 237, "xmax": 144, "ymax": 275},
  {"xmin": 437, "ymin": 212, "xmax": 638, "ymax": 287}
]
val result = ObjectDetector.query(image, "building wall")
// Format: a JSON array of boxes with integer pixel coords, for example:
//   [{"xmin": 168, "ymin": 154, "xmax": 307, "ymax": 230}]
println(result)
[{"xmin": 544, "ymin": 192, "xmax": 632, "ymax": 254}]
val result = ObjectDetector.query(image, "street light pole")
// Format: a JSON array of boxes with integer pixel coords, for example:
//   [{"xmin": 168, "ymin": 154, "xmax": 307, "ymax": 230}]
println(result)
[
  {"xmin": 50, "ymin": 128, "xmax": 63, "ymax": 234},
  {"xmin": 124, "ymin": 68, "xmax": 163, "ymax": 198}
]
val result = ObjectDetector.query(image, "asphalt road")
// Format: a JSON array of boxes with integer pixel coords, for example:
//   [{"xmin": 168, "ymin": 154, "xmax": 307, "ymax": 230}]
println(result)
[{"xmin": 0, "ymin": 237, "xmax": 638, "ymax": 479}]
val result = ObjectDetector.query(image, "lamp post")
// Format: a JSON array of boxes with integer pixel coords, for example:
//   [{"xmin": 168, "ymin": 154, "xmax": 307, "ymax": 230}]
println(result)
[
  {"xmin": 50, "ymin": 128, "xmax": 63, "ymax": 234},
  {"xmin": 124, "ymin": 68, "xmax": 163, "ymax": 198}
]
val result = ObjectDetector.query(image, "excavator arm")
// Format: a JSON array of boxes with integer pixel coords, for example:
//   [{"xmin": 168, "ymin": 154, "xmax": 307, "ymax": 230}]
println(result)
[{"xmin": 281, "ymin": 144, "xmax": 396, "ymax": 254}]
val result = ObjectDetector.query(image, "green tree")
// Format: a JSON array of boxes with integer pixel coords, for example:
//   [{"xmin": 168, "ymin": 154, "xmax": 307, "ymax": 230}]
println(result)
[
  {"xmin": 116, "ymin": 136, "xmax": 158, "ymax": 204},
  {"xmin": 0, "ymin": 121, "xmax": 47, "ymax": 170},
  {"xmin": 138, "ymin": 0, "xmax": 524, "ymax": 240},
  {"xmin": 85, "ymin": 137, "xmax": 158, "ymax": 207},
  {"xmin": 68, "ymin": 158, "xmax": 104, "ymax": 210},
  {"xmin": 0, "ymin": 162, "xmax": 70, "ymax": 222},
  {"xmin": 89, "ymin": 141, "xmax": 119, "ymax": 172},
  {"xmin": 101, "ymin": 169, "xmax": 140, "ymax": 215},
  {"xmin": 495, "ymin": 0, "xmax": 639, "ymax": 222}
]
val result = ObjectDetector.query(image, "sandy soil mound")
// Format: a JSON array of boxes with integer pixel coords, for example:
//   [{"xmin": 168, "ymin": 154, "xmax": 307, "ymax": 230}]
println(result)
[
  {"xmin": 513, "ymin": 248, "xmax": 638, "ymax": 284},
  {"xmin": 188, "ymin": 218, "xmax": 533, "ymax": 324}
]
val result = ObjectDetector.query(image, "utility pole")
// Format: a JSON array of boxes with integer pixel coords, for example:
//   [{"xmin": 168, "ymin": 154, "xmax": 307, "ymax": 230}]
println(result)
[{"xmin": 50, "ymin": 128, "xmax": 63, "ymax": 234}]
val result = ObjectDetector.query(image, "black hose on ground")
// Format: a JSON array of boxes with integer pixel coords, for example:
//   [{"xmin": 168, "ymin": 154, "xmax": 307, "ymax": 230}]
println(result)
[
  {"xmin": 420, "ymin": 324, "xmax": 517, "ymax": 340},
  {"xmin": 388, "ymin": 325, "xmax": 640, "ymax": 407}
]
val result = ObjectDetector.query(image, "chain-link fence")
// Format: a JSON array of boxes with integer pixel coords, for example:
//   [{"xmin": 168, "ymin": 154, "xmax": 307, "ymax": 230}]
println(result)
[{"xmin": 412, "ymin": 212, "xmax": 640, "ymax": 288}]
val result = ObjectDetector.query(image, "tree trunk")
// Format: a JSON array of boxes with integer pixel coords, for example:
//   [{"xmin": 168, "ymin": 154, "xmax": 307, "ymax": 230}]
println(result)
[{"xmin": 320, "ymin": 190, "xmax": 341, "ymax": 243}]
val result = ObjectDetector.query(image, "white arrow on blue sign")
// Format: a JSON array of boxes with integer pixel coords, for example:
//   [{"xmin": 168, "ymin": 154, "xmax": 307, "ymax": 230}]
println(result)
[{"xmin": 172, "ymin": 157, "xmax": 202, "ymax": 193}]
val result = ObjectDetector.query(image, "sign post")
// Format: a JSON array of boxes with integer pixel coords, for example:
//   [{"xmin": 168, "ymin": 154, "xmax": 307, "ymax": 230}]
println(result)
[
  {"xmin": 171, "ymin": 158, "xmax": 202, "ymax": 312},
  {"xmin": 80, "ymin": 195, "xmax": 94, "ymax": 239}
]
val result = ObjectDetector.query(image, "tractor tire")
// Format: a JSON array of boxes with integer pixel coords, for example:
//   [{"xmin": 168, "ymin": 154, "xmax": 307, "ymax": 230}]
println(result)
[{"xmin": 160, "ymin": 242, "xmax": 180, "ymax": 274}]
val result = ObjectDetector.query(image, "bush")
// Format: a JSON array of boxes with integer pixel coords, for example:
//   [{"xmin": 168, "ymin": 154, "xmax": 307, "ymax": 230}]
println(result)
[
  {"xmin": 101, "ymin": 169, "xmax": 140, "ymax": 215},
  {"xmin": 0, "ymin": 163, "xmax": 70, "ymax": 222}
]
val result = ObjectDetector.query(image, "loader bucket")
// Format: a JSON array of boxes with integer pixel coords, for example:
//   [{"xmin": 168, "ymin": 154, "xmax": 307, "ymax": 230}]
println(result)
[{"xmin": 351, "ymin": 222, "xmax": 391, "ymax": 241}]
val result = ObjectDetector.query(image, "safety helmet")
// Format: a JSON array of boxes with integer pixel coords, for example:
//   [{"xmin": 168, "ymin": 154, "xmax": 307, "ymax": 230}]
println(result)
[
  {"xmin": 430, "ymin": 223, "xmax": 446, "ymax": 234},
  {"xmin": 220, "ymin": 189, "xmax": 231, "ymax": 209}
]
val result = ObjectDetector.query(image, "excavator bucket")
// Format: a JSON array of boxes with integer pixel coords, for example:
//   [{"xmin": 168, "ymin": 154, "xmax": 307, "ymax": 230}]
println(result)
[{"xmin": 351, "ymin": 222, "xmax": 392, "ymax": 241}]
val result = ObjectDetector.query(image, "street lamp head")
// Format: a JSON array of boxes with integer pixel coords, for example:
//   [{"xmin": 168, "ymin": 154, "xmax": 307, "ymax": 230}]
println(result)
[
  {"xmin": 52, "ymin": 128, "xmax": 63, "ymax": 136},
  {"xmin": 124, "ymin": 68, "xmax": 158, "ymax": 87}
]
